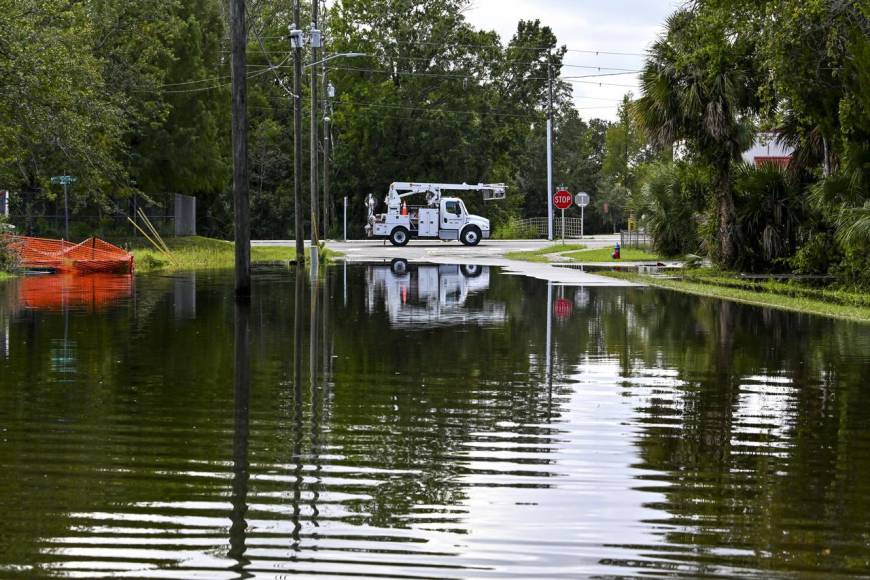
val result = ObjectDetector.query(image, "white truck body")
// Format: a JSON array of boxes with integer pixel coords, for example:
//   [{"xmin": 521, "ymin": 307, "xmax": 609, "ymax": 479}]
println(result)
[
  {"xmin": 366, "ymin": 263, "xmax": 507, "ymax": 328},
  {"xmin": 365, "ymin": 182, "xmax": 505, "ymax": 246}
]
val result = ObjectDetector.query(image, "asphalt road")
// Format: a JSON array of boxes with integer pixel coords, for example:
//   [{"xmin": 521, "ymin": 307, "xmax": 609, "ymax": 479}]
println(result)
[{"xmin": 252, "ymin": 236, "xmax": 640, "ymax": 287}]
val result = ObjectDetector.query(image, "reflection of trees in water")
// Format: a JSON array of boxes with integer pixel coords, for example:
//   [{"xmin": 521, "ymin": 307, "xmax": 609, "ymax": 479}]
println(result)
[
  {"xmin": 2, "ymin": 266, "xmax": 869, "ymax": 574},
  {"xmin": 597, "ymin": 289, "xmax": 870, "ymax": 573},
  {"xmin": 326, "ymin": 269, "xmax": 571, "ymax": 529}
]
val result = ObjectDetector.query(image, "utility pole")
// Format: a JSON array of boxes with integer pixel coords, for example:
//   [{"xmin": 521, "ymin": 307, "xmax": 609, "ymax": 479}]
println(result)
[
  {"xmin": 546, "ymin": 58, "xmax": 554, "ymax": 242},
  {"xmin": 323, "ymin": 82, "xmax": 333, "ymax": 238},
  {"xmin": 310, "ymin": 0, "xmax": 321, "ymax": 249},
  {"xmin": 321, "ymin": 1, "xmax": 330, "ymax": 239},
  {"xmin": 230, "ymin": 0, "xmax": 251, "ymax": 297},
  {"xmin": 290, "ymin": 7, "xmax": 305, "ymax": 263}
]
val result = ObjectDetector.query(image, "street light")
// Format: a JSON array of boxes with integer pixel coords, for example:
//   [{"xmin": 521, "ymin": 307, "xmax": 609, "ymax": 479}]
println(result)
[{"xmin": 307, "ymin": 50, "xmax": 365, "ymax": 252}]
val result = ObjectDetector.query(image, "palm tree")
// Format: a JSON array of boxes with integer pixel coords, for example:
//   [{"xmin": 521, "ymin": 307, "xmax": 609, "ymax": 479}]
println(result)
[{"xmin": 634, "ymin": 9, "xmax": 758, "ymax": 268}]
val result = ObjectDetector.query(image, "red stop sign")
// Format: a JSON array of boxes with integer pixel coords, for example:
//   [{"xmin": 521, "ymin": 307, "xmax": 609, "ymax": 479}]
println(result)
[
  {"xmin": 554, "ymin": 298, "xmax": 573, "ymax": 319},
  {"xmin": 553, "ymin": 190, "xmax": 573, "ymax": 210}
]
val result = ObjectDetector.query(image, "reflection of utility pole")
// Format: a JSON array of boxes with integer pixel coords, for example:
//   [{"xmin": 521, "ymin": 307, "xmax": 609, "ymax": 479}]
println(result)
[
  {"xmin": 290, "ymin": 271, "xmax": 304, "ymax": 549},
  {"xmin": 545, "ymin": 281, "xmax": 553, "ymax": 419},
  {"xmin": 229, "ymin": 301, "xmax": 251, "ymax": 573},
  {"xmin": 310, "ymin": 271, "xmax": 323, "ymax": 527}
]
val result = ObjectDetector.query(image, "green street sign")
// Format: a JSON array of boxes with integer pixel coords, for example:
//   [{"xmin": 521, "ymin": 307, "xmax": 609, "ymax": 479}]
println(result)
[{"xmin": 50, "ymin": 175, "xmax": 76, "ymax": 185}]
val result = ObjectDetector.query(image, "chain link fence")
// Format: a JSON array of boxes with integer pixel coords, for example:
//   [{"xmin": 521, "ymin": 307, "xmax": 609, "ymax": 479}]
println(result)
[
  {"xmin": 3, "ymin": 193, "xmax": 197, "ymax": 245},
  {"xmin": 620, "ymin": 229, "xmax": 652, "ymax": 248},
  {"xmin": 518, "ymin": 217, "xmax": 589, "ymax": 238}
]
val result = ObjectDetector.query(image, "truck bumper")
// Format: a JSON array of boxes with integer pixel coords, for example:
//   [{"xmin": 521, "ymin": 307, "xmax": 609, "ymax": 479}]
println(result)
[{"xmin": 483, "ymin": 230, "xmax": 491, "ymax": 239}]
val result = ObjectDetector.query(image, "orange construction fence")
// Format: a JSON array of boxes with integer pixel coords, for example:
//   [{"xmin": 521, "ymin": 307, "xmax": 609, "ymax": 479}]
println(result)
[{"xmin": 9, "ymin": 236, "xmax": 134, "ymax": 274}]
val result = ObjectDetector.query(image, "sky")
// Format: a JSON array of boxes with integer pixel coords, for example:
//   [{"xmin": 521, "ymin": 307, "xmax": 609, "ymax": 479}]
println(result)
[{"xmin": 463, "ymin": 0, "xmax": 681, "ymax": 121}]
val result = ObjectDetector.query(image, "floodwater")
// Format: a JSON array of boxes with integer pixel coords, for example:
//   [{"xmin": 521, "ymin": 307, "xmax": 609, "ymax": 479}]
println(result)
[{"xmin": 0, "ymin": 263, "xmax": 869, "ymax": 578}]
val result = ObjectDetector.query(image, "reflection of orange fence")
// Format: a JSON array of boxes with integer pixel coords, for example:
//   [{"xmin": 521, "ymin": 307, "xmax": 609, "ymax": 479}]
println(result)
[
  {"xmin": 9, "ymin": 236, "xmax": 134, "ymax": 274},
  {"xmin": 20, "ymin": 274, "xmax": 133, "ymax": 311}
]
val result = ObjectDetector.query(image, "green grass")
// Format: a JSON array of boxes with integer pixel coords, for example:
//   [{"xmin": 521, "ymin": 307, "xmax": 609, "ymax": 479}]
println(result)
[
  {"xmin": 132, "ymin": 236, "xmax": 342, "ymax": 273},
  {"xmin": 505, "ymin": 244, "xmax": 663, "ymax": 264},
  {"xmin": 602, "ymin": 269, "xmax": 870, "ymax": 323},
  {"xmin": 505, "ymin": 243, "xmax": 588, "ymax": 262},
  {"xmin": 0, "ymin": 271, "xmax": 11, "ymax": 281},
  {"xmin": 563, "ymin": 247, "xmax": 663, "ymax": 262}
]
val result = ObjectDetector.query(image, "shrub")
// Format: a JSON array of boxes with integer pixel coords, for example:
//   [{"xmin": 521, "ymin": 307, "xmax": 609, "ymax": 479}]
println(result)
[
  {"xmin": 0, "ymin": 217, "xmax": 18, "ymax": 273},
  {"xmin": 732, "ymin": 162, "xmax": 806, "ymax": 272},
  {"xmin": 641, "ymin": 163, "xmax": 708, "ymax": 257},
  {"xmin": 790, "ymin": 232, "xmax": 839, "ymax": 276}
]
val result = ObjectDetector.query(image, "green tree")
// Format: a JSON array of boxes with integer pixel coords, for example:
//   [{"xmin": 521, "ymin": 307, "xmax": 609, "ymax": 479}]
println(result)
[
  {"xmin": 635, "ymin": 9, "xmax": 759, "ymax": 267},
  {"xmin": 0, "ymin": 0, "xmax": 126, "ymax": 204}
]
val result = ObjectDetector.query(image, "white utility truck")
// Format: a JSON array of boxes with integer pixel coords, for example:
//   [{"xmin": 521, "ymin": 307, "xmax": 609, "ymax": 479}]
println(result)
[{"xmin": 365, "ymin": 182, "xmax": 506, "ymax": 246}]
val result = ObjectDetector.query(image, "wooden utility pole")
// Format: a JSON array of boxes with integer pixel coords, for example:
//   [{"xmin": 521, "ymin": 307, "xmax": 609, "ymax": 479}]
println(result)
[
  {"xmin": 309, "ymin": 0, "xmax": 320, "ymax": 248},
  {"xmin": 230, "ymin": 0, "xmax": 251, "ymax": 296},
  {"xmin": 291, "ymin": 2, "xmax": 304, "ymax": 262}
]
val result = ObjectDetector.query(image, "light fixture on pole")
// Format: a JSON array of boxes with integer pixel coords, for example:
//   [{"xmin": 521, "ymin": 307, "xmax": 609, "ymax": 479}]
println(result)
[{"xmin": 307, "ymin": 52, "xmax": 365, "ymax": 250}]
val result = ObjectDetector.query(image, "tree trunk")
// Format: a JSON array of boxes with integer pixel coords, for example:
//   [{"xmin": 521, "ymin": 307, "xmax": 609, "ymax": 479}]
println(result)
[{"xmin": 714, "ymin": 163, "xmax": 737, "ymax": 269}]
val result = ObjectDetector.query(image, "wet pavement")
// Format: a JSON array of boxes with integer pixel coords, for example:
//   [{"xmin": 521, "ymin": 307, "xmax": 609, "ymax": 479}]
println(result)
[{"xmin": 254, "ymin": 237, "xmax": 639, "ymax": 286}]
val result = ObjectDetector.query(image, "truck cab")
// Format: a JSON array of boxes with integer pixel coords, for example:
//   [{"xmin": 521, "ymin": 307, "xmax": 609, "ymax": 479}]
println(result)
[{"xmin": 365, "ymin": 182, "xmax": 505, "ymax": 246}]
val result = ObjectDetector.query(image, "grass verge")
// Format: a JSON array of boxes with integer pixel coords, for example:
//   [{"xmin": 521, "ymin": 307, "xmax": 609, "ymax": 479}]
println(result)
[
  {"xmin": 505, "ymin": 244, "xmax": 663, "ymax": 264},
  {"xmin": 563, "ymin": 247, "xmax": 662, "ymax": 262},
  {"xmin": 602, "ymin": 270, "xmax": 870, "ymax": 323},
  {"xmin": 505, "ymin": 244, "xmax": 588, "ymax": 262},
  {"xmin": 132, "ymin": 236, "xmax": 343, "ymax": 273}
]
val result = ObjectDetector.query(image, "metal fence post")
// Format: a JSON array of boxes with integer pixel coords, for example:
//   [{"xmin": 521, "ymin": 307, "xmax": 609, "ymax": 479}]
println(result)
[{"xmin": 343, "ymin": 196, "xmax": 348, "ymax": 242}]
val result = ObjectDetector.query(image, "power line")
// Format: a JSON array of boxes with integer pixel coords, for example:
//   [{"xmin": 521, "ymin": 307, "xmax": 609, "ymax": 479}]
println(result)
[
  {"xmin": 327, "ymin": 65, "xmax": 639, "ymax": 85},
  {"xmin": 388, "ymin": 39, "xmax": 647, "ymax": 57}
]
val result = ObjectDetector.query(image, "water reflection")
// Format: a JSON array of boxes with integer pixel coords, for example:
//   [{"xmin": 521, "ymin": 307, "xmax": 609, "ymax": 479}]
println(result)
[
  {"xmin": 366, "ymin": 263, "xmax": 506, "ymax": 328},
  {"xmin": 173, "ymin": 272, "xmax": 197, "ymax": 320},
  {"xmin": 229, "ymin": 300, "xmax": 251, "ymax": 577},
  {"xmin": 0, "ymin": 266, "xmax": 868, "ymax": 577},
  {"xmin": 19, "ymin": 273, "xmax": 132, "ymax": 312}
]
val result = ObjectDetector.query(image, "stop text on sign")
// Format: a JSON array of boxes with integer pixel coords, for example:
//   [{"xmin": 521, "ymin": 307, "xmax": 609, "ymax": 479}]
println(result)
[{"xmin": 553, "ymin": 190, "xmax": 572, "ymax": 210}]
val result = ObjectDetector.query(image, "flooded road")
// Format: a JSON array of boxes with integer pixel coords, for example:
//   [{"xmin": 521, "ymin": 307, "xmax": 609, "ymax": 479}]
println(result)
[{"xmin": 0, "ymin": 264, "xmax": 869, "ymax": 578}]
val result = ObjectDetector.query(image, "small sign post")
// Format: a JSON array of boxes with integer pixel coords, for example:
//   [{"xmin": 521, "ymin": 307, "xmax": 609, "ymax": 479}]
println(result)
[
  {"xmin": 575, "ymin": 192, "xmax": 590, "ymax": 239},
  {"xmin": 51, "ymin": 175, "xmax": 76, "ymax": 240},
  {"xmin": 553, "ymin": 188, "xmax": 572, "ymax": 245}
]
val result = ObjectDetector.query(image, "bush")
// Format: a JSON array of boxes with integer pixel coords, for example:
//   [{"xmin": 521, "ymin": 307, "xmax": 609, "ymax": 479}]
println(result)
[
  {"xmin": 0, "ymin": 217, "xmax": 18, "ymax": 273},
  {"xmin": 732, "ymin": 162, "xmax": 806, "ymax": 272},
  {"xmin": 790, "ymin": 232, "xmax": 839, "ymax": 276},
  {"xmin": 833, "ymin": 244, "xmax": 870, "ymax": 290},
  {"xmin": 641, "ymin": 163, "xmax": 708, "ymax": 257},
  {"xmin": 493, "ymin": 216, "xmax": 539, "ymax": 239}
]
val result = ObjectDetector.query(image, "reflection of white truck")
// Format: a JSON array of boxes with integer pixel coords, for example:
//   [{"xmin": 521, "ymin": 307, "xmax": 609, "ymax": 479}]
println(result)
[
  {"xmin": 365, "ymin": 182, "xmax": 505, "ymax": 246},
  {"xmin": 366, "ymin": 263, "xmax": 506, "ymax": 328}
]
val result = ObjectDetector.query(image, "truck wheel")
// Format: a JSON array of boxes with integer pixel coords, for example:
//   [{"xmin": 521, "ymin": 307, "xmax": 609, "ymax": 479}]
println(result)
[
  {"xmin": 390, "ymin": 258, "xmax": 409, "ymax": 275},
  {"xmin": 389, "ymin": 227, "xmax": 410, "ymax": 246},
  {"xmin": 460, "ymin": 226, "xmax": 481, "ymax": 246}
]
